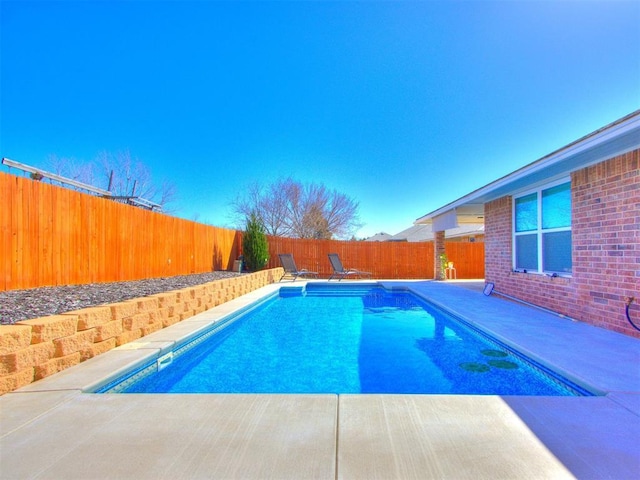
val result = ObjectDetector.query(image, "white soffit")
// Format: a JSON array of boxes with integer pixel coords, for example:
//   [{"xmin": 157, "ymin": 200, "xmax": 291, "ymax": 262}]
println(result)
[{"xmin": 432, "ymin": 209, "xmax": 458, "ymax": 231}]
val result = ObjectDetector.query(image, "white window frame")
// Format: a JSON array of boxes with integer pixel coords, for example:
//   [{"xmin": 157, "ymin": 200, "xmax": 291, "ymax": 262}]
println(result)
[{"xmin": 512, "ymin": 178, "xmax": 572, "ymax": 276}]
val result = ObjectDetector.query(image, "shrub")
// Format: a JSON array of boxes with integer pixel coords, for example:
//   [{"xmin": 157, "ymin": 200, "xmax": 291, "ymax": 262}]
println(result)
[{"xmin": 242, "ymin": 212, "xmax": 269, "ymax": 271}]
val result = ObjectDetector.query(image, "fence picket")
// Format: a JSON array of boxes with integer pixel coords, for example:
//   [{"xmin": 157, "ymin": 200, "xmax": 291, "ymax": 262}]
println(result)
[{"xmin": 1, "ymin": 171, "xmax": 484, "ymax": 291}]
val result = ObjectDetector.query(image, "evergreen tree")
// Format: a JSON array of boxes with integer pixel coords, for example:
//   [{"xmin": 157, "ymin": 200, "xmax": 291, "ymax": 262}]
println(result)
[{"xmin": 242, "ymin": 212, "xmax": 269, "ymax": 271}]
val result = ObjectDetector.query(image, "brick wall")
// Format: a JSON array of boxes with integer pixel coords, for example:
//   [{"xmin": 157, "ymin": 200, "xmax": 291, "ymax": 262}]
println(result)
[
  {"xmin": 434, "ymin": 231, "xmax": 446, "ymax": 279},
  {"xmin": 571, "ymin": 149, "xmax": 639, "ymax": 335},
  {"xmin": 485, "ymin": 149, "xmax": 639, "ymax": 338},
  {"xmin": 0, "ymin": 268, "xmax": 283, "ymax": 395},
  {"xmin": 484, "ymin": 196, "xmax": 513, "ymax": 285}
]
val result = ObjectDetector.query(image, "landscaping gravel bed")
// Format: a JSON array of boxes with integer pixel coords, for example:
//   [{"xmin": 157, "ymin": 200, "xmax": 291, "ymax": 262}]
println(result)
[{"xmin": 0, "ymin": 272, "xmax": 244, "ymax": 325}]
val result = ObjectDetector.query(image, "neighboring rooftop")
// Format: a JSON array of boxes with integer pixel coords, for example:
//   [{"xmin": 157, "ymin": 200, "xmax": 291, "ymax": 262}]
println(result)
[
  {"xmin": 365, "ymin": 224, "xmax": 485, "ymax": 242},
  {"xmin": 390, "ymin": 223, "xmax": 484, "ymax": 242},
  {"xmin": 364, "ymin": 232, "xmax": 394, "ymax": 242}
]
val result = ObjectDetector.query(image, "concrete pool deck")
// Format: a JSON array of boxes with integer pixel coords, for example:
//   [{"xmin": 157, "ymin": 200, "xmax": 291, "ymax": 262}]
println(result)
[{"xmin": 1, "ymin": 280, "xmax": 639, "ymax": 479}]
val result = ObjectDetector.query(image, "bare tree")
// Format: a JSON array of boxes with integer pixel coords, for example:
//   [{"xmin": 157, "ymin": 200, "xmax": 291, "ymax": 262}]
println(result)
[
  {"xmin": 301, "ymin": 203, "xmax": 331, "ymax": 239},
  {"xmin": 231, "ymin": 178, "xmax": 295, "ymax": 237},
  {"xmin": 231, "ymin": 177, "xmax": 362, "ymax": 239},
  {"xmin": 46, "ymin": 150, "xmax": 177, "ymax": 211},
  {"xmin": 46, "ymin": 154, "xmax": 96, "ymax": 185},
  {"xmin": 322, "ymin": 187, "xmax": 361, "ymax": 239}
]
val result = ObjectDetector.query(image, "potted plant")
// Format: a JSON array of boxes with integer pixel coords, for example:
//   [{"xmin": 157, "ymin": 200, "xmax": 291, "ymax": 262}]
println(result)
[{"xmin": 439, "ymin": 253, "xmax": 448, "ymax": 280}]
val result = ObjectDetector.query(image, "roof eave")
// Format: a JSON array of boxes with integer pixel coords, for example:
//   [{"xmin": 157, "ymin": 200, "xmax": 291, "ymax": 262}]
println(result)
[{"xmin": 415, "ymin": 109, "xmax": 640, "ymax": 225}]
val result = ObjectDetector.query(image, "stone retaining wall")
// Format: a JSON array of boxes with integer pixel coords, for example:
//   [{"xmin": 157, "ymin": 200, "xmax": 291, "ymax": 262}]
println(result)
[{"xmin": 0, "ymin": 268, "xmax": 284, "ymax": 395}]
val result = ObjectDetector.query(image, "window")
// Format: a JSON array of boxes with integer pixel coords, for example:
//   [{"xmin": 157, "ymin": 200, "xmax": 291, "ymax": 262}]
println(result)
[{"xmin": 513, "ymin": 180, "xmax": 571, "ymax": 274}]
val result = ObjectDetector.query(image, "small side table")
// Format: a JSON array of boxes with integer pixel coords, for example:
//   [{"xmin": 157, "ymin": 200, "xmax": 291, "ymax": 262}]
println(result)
[{"xmin": 445, "ymin": 263, "xmax": 457, "ymax": 279}]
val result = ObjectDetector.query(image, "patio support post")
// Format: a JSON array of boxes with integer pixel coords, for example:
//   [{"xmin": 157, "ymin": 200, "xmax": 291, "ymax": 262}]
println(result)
[{"xmin": 434, "ymin": 230, "xmax": 446, "ymax": 280}]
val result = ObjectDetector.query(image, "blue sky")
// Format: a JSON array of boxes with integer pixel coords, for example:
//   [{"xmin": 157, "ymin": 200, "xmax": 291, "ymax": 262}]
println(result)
[{"xmin": 2, "ymin": 0, "xmax": 639, "ymax": 238}]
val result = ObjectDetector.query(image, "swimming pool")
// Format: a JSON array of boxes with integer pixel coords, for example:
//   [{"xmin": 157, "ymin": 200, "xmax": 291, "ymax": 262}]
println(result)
[{"xmin": 97, "ymin": 284, "xmax": 592, "ymax": 396}]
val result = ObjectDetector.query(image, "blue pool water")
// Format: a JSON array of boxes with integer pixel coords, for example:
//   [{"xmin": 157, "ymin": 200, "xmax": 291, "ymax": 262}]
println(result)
[{"xmin": 100, "ymin": 284, "xmax": 590, "ymax": 395}]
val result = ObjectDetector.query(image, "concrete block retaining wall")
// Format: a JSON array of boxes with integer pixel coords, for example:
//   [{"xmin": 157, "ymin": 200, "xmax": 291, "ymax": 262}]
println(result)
[{"xmin": 0, "ymin": 268, "xmax": 284, "ymax": 395}]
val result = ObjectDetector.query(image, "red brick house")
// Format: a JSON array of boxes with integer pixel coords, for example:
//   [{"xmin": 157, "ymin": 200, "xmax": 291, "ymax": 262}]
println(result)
[{"xmin": 416, "ymin": 111, "xmax": 640, "ymax": 337}]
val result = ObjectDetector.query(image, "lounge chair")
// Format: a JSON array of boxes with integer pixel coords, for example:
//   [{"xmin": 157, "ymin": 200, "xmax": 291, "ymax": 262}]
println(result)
[
  {"xmin": 278, "ymin": 253, "xmax": 318, "ymax": 282},
  {"xmin": 328, "ymin": 253, "xmax": 371, "ymax": 281}
]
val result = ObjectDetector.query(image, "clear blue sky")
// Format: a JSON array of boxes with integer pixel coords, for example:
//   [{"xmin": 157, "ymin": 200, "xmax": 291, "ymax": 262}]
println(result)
[{"xmin": 2, "ymin": 1, "xmax": 639, "ymax": 238}]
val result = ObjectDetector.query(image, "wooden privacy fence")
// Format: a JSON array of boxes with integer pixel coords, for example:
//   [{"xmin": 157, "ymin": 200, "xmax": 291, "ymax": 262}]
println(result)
[
  {"xmin": 1, "ymin": 172, "xmax": 240, "ymax": 291},
  {"xmin": 2, "ymin": 171, "xmax": 484, "ymax": 291},
  {"xmin": 442, "ymin": 242, "xmax": 485, "ymax": 280},
  {"xmin": 265, "ymin": 236, "xmax": 484, "ymax": 280}
]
